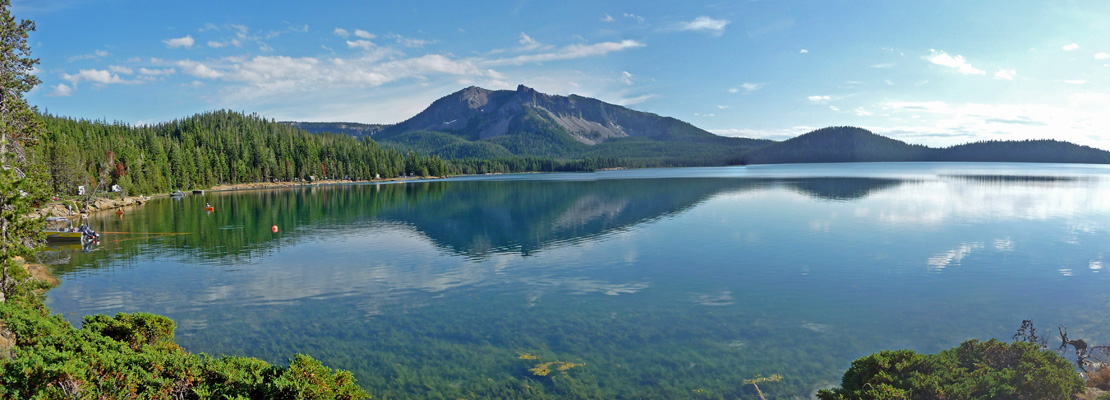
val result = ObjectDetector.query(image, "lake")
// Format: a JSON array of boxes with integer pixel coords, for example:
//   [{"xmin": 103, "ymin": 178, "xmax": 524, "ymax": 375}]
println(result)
[{"xmin": 42, "ymin": 162, "xmax": 1110, "ymax": 399}]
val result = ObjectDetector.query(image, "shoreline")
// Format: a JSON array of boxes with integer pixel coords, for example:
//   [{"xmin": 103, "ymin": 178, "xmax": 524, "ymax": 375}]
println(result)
[{"xmin": 29, "ymin": 176, "xmax": 447, "ymax": 219}]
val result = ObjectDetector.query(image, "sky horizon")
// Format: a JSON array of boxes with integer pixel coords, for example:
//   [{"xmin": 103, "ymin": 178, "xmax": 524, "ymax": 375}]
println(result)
[{"xmin": 13, "ymin": 0, "xmax": 1110, "ymax": 149}]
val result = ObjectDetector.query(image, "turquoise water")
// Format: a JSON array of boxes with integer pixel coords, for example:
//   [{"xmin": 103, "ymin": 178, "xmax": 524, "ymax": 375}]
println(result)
[{"xmin": 42, "ymin": 163, "xmax": 1110, "ymax": 399}]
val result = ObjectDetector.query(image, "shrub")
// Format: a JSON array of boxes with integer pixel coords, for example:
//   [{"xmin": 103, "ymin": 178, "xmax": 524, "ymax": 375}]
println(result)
[{"xmin": 818, "ymin": 339, "xmax": 1084, "ymax": 400}]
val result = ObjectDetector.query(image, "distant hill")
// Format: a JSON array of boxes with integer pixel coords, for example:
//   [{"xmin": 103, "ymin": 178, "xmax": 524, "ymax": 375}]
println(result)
[
  {"xmin": 935, "ymin": 140, "xmax": 1110, "ymax": 164},
  {"xmin": 281, "ymin": 121, "xmax": 389, "ymax": 138},
  {"xmin": 741, "ymin": 126, "xmax": 1110, "ymax": 165},
  {"xmin": 742, "ymin": 126, "xmax": 932, "ymax": 164},
  {"xmin": 375, "ymin": 85, "xmax": 773, "ymax": 165}
]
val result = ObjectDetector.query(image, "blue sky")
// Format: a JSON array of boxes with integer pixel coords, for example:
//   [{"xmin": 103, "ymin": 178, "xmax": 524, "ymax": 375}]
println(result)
[{"xmin": 13, "ymin": 0, "xmax": 1110, "ymax": 148}]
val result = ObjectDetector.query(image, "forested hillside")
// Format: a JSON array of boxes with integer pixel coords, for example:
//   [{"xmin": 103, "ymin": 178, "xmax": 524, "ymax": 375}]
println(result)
[
  {"xmin": 34, "ymin": 110, "xmax": 451, "ymax": 196},
  {"xmin": 741, "ymin": 126, "xmax": 1110, "ymax": 165},
  {"xmin": 281, "ymin": 121, "xmax": 389, "ymax": 138}
]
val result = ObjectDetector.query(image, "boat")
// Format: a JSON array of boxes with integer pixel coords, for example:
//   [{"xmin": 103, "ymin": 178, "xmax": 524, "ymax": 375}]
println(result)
[
  {"xmin": 43, "ymin": 217, "xmax": 99, "ymax": 244},
  {"xmin": 192, "ymin": 190, "xmax": 204, "ymax": 194},
  {"xmin": 169, "ymin": 190, "xmax": 186, "ymax": 198}
]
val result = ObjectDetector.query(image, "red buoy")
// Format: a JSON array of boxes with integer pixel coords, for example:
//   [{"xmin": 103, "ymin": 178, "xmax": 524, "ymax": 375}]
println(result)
[{"xmin": 272, "ymin": 225, "xmax": 279, "ymax": 233}]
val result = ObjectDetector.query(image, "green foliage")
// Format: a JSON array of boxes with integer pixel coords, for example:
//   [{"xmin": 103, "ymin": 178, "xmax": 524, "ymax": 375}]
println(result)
[
  {"xmin": 1097, "ymin": 393, "xmax": 1110, "ymax": 400},
  {"xmin": 0, "ymin": 301, "xmax": 370, "ymax": 399},
  {"xmin": 817, "ymin": 339, "xmax": 1084, "ymax": 400},
  {"xmin": 34, "ymin": 110, "xmax": 453, "ymax": 195},
  {"xmin": 1, "ymin": 0, "xmax": 49, "ymax": 304}
]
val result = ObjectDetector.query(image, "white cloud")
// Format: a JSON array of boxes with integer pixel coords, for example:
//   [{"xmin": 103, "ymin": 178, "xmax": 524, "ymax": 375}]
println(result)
[
  {"xmin": 807, "ymin": 95, "xmax": 830, "ymax": 103},
  {"xmin": 614, "ymin": 93, "xmax": 659, "ymax": 106},
  {"xmin": 730, "ymin": 82, "xmax": 765, "ymax": 94},
  {"xmin": 485, "ymin": 40, "xmax": 644, "ymax": 66},
  {"xmin": 164, "ymin": 35, "xmax": 195, "ymax": 49},
  {"xmin": 108, "ymin": 65, "xmax": 133, "ymax": 74},
  {"xmin": 334, "ymin": 28, "xmax": 349, "ymax": 37},
  {"xmin": 602, "ymin": 14, "xmax": 614, "ymax": 22},
  {"xmin": 993, "ymin": 69, "xmax": 1017, "ymax": 80},
  {"xmin": 518, "ymin": 32, "xmax": 540, "ymax": 50},
  {"xmin": 47, "ymin": 83, "xmax": 73, "ymax": 97},
  {"xmin": 354, "ymin": 29, "xmax": 374, "ymax": 39},
  {"xmin": 799, "ymin": 49, "xmax": 808, "ymax": 54},
  {"xmin": 874, "ymin": 98, "xmax": 1110, "ymax": 149},
  {"xmin": 208, "ymin": 41, "xmax": 227, "ymax": 48},
  {"xmin": 1062, "ymin": 43, "xmax": 1079, "ymax": 51},
  {"xmin": 199, "ymin": 23, "xmax": 219, "ymax": 32},
  {"xmin": 870, "ymin": 62, "xmax": 896, "ymax": 68},
  {"xmin": 67, "ymin": 50, "xmax": 109, "ymax": 62},
  {"xmin": 62, "ymin": 69, "xmax": 142, "ymax": 86},
  {"xmin": 624, "ymin": 13, "xmax": 645, "ymax": 23},
  {"xmin": 1061, "ymin": 80, "xmax": 1088, "ymax": 85},
  {"xmin": 717, "ymin": 105, "xmax": 730, "ymax": 109},
  {"xmin": 176, "ymin": 60, "xmax": 224, "ymax": 79},
  {"xmin": 926, "ymin": 49, "xmax": 984, "ymax": 75},
  {"xmin": 1095, "ymin": 52, "xmax": 1110, "ymax": 60},
  {"xmin": 346, "ymin": 40, "xmax": 377, "ymax": 51},
  {"xmin": 619, "ymin": 71, "xmax": 633, "ymax": 85},
  {"xmin": 855, "ymin": 107, "xmax": 872, "ymax": 116},
  {"xmin": 671, "ymin": 16, "xmax": 730, "ymax": 36},
  {"xmin": 390, "ymin": 35, "xmax": 432, "ymax": 48},
  {"xmin": 139, "ymin": 67, "xmax": 176, "ymax": 76}
]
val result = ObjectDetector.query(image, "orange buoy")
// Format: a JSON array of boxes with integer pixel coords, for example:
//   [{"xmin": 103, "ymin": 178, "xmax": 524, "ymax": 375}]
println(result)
[{"xmin": 271, "ymin": 225, "xmax": 279, "ymax": 233}]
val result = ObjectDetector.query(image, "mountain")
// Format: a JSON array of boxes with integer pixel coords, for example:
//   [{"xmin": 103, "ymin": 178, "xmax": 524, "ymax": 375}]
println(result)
[
  {"xmin": 281, "ymin": 121, "xmax": 389, "ymax": 138},
  {"xmin": 376, "ymin": 85, "xmax": 773, "ymax": 165},
  {"xmin": 741, "ymin": 126, "xmax": 1110, "ymax": 165},
  {"xmin": 741, "ymin": 126, "xmax": 933, "ymax": 164}
]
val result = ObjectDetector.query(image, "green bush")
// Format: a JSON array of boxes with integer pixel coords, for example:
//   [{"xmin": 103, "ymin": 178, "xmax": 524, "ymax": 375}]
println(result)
[
  {"xmin": 0, "ymin": 301, "xmax": 370, "ymax": 399},
  {"xmin": 817, "ymin": 339, "xmax": 1084, "ymax": 400}
]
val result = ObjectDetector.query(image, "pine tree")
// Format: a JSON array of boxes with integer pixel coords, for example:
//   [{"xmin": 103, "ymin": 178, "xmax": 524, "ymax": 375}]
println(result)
[{"xmin": 0, "ymin": 0, "xmax": 48, "ymax": 303}]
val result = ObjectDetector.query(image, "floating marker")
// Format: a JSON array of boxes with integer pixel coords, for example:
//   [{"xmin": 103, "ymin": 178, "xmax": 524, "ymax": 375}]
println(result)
[{"xmin": 272, "ymin": 225, "xmax": 279, "ymax": 233}]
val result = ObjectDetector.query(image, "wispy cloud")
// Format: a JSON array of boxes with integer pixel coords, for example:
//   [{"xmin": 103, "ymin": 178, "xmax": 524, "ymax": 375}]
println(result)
[
  {"xmin": 163, "ymin": 35, "xmax": 195, "ymax": 49},
  {"xmin": 870, "ymin": 62, "xmax": 896, "ymax": 68},
  {"xmin": 1095, "ymin": 52, "xmax": 1110, "ymax": 60},
  {"xmin": 1062, "ymin": 43, "xmax": 1079, "ymax": 51},
  {"xmin": 925, "ymin": 49, "xmax": 984, "ymax": 75},
  {"xmin": 807, "ymin": 95, "xmax": 831, "ymax": 103},
  {"xmin": 62, "ymin": 68, "xmax": 143, "ymax": 86},
  {"xmin": 799, "ymin": 49, "xmax": 808, "ymax": 54},
  {"xmin": 354, "ymin": 29, "xmax": 374, "ymax": 39},
  {"xmin": 67, "ymin": 49, "xmax": 109, "ymax": 62},
  {"xmin": 729, "ymin": 82, "xmax": 765, "ymax": 94},
  {"xmin": 624, "ymin": 13, "xmax": 646, "ymax": 23},
  {"xmin": 47, "ymin": 83, "xmax": 73, "ymax": 97},
  {"xmin": 601, "ymin": 14, "xmax": 614, "ymax": 22},
  {"xmin": 484, "ymin": 40, "xmax": 644, "ymax": 66},
  {"xmin": 334, "ymin": 28, "xmax": 349, "ymax": 38},
  {"xmin": 993, "ymin": 69, "xmax": 1016, "ymax": 80},
  {"xmin": 346, "ymin": 40, "xmax": 377, "ymax": 51},
  {"xmin": 619, "ymin": 71, "xmax": 633, "ymax": 85},
  {"xmin": 670, "ymin": 16, "xmax": 729, "ymax": 36}
]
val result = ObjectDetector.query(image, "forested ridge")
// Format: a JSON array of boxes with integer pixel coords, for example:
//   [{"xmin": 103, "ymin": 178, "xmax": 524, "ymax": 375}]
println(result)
[
  {"xmin": 34, "ymin": 110, "xmax": 452, "ymax": 196},
  {"xmin": 741, "ymin": 126, "xmax": 1110, "ymax": 165}
]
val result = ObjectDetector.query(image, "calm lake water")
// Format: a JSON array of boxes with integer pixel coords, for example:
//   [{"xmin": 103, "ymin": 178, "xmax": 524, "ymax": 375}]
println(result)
[{"xmin": 43, "ymin": 162, "xmax": 1110, "ymax": 399}]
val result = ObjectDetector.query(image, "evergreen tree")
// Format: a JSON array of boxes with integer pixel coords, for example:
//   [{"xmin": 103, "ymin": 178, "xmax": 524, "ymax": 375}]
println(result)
[{"xmin": 0, "ymin": 0, "xmax": 48, "ymax": 303}]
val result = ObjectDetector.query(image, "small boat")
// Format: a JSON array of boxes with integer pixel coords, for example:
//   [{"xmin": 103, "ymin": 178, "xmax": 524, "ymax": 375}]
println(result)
[
  {"xmin": 169, "ymin": 190, "xmax": 186, "ymax": 198},
  {"xmin": 192, "ymin": 190, "xmax": 204, "ymax": 194},
  {"xmin": 43, "ymin": 217, "xmax": 99, "ymax": 244}
]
